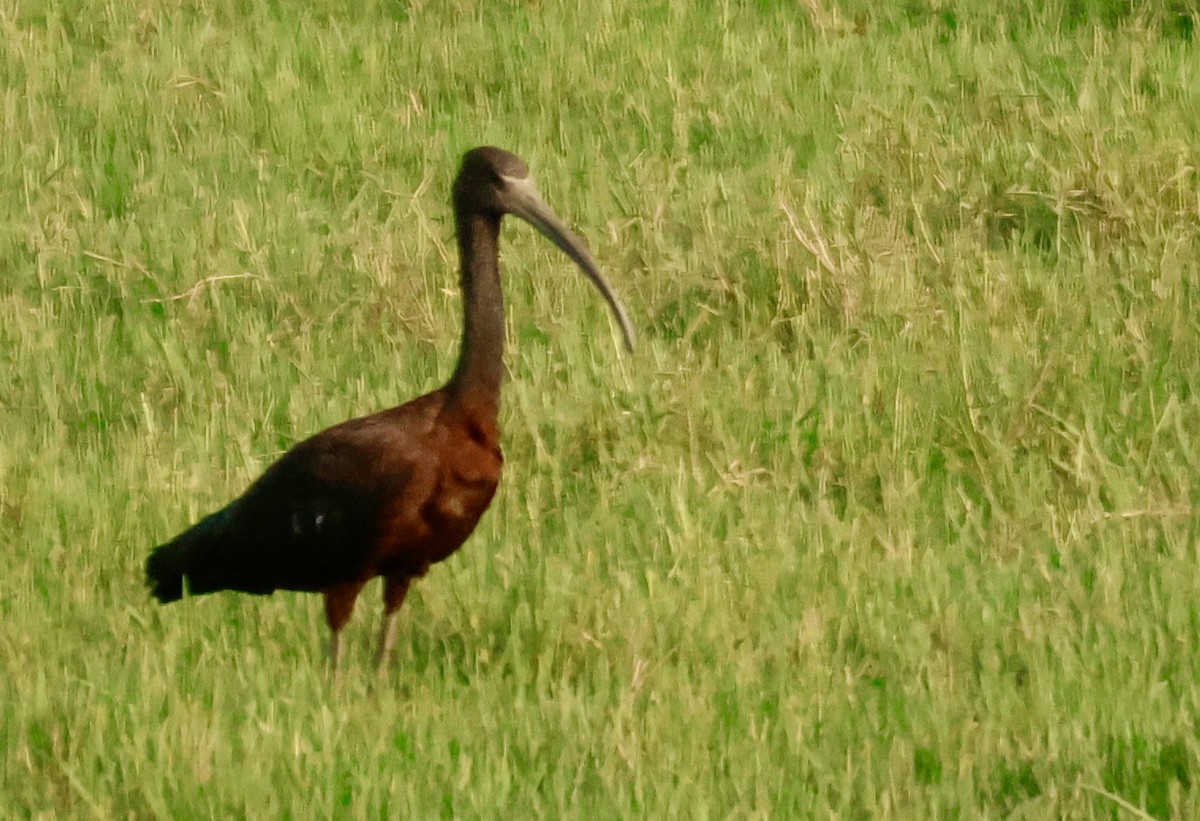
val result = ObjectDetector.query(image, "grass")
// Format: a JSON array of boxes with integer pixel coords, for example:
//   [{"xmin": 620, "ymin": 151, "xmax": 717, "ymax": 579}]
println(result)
[{"xmin": 3, "ymin": 0, "xmax": 1200, "ymax": 816}]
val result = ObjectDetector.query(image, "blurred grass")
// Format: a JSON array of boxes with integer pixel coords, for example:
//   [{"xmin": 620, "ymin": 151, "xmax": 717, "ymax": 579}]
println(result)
[{"xmin": 3, "ymin": 0, "xmax": 1200, "ymax": 816}]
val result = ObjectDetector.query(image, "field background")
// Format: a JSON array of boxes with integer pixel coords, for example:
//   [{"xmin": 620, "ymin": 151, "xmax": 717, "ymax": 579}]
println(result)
[{"xmin": 3, "ymin": 0, "xmax": 1200, "ymax": 816}]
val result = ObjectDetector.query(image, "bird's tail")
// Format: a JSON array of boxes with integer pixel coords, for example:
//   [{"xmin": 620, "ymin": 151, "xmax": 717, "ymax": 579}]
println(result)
[
  {"xmin": 145, "ymin": 540, "xmax": 189, "ymax": 603},
  {"xmin": 145, "ymin": 508, "xmax": 238, "ymax": 603}
]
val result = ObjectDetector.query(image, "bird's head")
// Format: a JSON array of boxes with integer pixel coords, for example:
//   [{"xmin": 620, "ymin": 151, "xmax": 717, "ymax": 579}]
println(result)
[
  {"xmin": 453, "ymin": 146, "xmax": 532, "ymax": 215},
  {"xmin": 453, "ymin": 146, "xmax": 635, "ymax": 353}
]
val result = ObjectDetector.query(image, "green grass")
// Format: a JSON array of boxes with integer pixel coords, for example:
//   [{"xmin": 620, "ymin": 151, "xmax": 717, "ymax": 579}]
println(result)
[{"xmin": 4, "ymin": 0, "xmax": 1200, "ymax": 816}]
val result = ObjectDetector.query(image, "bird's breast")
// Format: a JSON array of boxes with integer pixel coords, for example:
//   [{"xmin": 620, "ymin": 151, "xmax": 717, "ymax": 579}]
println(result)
[
  {"xmin": 429, "ymin": 452, "xmax": 501, "ymax": 528},
  {"xmin": 371, "ymin": 440, "xmax": 502, "ymax": 575}
]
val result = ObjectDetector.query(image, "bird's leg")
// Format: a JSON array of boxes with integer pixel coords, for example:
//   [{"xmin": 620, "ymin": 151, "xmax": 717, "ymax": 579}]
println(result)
[
  {"xmin": 375, "ymin": 576, "xmax": 412, "ymax": 677},
  {"xmin": 329, "ymin": 631, "xmax": 343, "ymax": 676},
  {"xmin": 324, "ymin": 580, "xmax": 366, "ymax": 677}
]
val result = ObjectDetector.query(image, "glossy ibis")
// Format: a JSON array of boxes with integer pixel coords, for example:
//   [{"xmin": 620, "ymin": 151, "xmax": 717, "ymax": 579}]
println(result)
[{"xmin": 145, "ymin": 146, "xmax": 635, "ymax": 675}]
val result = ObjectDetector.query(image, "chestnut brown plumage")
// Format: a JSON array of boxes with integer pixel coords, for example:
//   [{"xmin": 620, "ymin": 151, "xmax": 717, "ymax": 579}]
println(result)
[{"xmin": 145, "ymin": 147, "xmax": 635, "ymax": 675}]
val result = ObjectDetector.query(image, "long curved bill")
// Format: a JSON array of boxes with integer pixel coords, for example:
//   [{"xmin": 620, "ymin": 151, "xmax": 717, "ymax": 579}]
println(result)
[{"xmin": 503, "ymin": 174, "xmax": 636, "ymax": 353}]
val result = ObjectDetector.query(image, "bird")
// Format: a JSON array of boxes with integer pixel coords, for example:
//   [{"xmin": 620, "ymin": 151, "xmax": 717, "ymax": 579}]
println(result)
[{"xmin": 145, "ymin": 146, "xmax": 635, "ymax": 676}]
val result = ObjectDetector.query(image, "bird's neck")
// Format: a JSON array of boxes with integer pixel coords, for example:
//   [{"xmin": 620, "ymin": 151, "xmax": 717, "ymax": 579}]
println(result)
[{"xmin": 447, "ymin": 210, "xmax": 505, "ymax": 418}]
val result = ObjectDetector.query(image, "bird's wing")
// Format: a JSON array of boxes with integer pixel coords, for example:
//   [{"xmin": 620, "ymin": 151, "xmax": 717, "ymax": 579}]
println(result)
[{"xmin": 223, "ymin": 395, "xmax": 446, "ymax": 591}]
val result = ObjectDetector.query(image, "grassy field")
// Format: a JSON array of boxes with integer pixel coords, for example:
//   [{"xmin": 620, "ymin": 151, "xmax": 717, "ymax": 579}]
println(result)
[{"xmin": 3, "ymin": 0, "xmax": 1200, "ymax": 816}]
